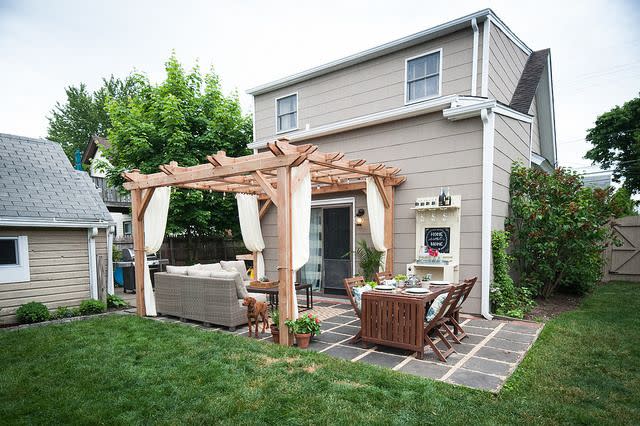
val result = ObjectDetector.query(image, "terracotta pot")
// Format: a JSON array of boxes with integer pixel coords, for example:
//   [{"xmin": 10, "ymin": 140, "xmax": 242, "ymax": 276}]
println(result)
[
  {"xmin": 270, "ymin": 325, "xmax": 280, "ymax": 344},
  {"xmin": 295, "ymin": 333, "xmax": 312, "ymax": 349}
]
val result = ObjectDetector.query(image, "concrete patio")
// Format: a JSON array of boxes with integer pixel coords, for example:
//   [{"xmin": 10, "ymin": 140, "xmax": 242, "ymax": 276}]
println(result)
[{"xmin": 121, "ymin": 290, "xmax": 542, "ymax": 393}]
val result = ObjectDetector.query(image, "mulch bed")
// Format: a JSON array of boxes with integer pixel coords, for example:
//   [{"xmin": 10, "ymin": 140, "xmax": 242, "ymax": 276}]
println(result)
[{"xmin": 525, "ymin": 292, "xmax": 583, "ymax": 322}]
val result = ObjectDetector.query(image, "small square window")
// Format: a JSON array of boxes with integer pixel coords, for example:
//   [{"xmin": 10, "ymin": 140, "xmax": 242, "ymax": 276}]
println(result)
[
  {"xmin": 123, "ymin": 221, "xmax": 132, "ymax": 236},
  {"xmin": 0, "ymin": 239, "xmax": 18, "ymax": 265},
  {"xmin": 276, "ymin": 94, "xmax": 298, "ymax": 133},
  {"xmin": 406, "ymin": 50, "xmax": 441, "ymax": 103}
]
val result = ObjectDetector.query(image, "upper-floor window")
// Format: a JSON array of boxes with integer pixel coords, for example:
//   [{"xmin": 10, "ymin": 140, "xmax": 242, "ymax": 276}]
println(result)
[
  {"xmin": 123, "ymin": 221, "xmax": 132, "ymax": 237},
  {"xmin": 405, "ymin": 49, "xmax": 441, "ymax": 104},
  {"xmin": 276, "ymin": 93, "xmax": 298, "ymax": 133}
]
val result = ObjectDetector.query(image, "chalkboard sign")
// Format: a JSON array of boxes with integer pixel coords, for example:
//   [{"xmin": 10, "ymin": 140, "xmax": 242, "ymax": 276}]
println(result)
[{"xmin": 425, "ymin": 227, "xmax": 450, "ymax": 253}]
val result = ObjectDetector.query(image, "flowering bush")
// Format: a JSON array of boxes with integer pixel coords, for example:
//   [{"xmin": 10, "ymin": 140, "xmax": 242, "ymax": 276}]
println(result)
[
  {"xmin": 506, "ymin": 164, "xmax": 617, "ymax": 298},
  {"xmin": 285, "ymin": 313, "xmax": 321, "ymax": 335}
]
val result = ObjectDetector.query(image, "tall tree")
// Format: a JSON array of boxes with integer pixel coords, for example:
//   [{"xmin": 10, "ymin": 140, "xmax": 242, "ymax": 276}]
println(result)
[
  {"xmin": 585, "ymin": 95, "xmax": 640, "ymax": 194},
  {"xmin": 106, "ymin": 55, "xmax": 252, "ymax": 237},
  {"xmin": 47, "ymin": 76, "xmax": 140, "ymax": 161}
]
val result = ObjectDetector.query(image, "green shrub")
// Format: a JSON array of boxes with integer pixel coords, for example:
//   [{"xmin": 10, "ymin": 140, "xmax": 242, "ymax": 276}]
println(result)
[
  {"xmin": 490, "ymin": 230, "xmax": 535, "ymax": 319},
  {"xmin": 53, "ymin": 306, "xmax": 76, "ymax": 319},
  {"xmin": 107, "ymin": 294, "xmax": 129, "ymax": 309},
  {"xmin": 78, "ymin": 299, "xmax": 107, "ymax": 315},
  {"xmin": 506, "ymin": 164, "xmax": 616, "ymax": 298},
  {"xmin": 16, "ymin": 302, "xmax": 50, "ymax": 324}
]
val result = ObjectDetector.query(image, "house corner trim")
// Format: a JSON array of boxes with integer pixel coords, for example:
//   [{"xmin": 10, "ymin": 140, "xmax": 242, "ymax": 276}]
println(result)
[
  {"xmin": 88, "ymin": 227, "xmax": 98, "ymax": 300},
  {"xmin": 481, "ymin": 108, "xmax": 494, "ymax": 320}
]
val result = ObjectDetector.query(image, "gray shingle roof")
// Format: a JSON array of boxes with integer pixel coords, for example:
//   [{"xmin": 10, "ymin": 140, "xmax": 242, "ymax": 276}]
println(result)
[
  {"xmin": 510, "ymin": 49, "xmax": 550, "ymax": 114},
  {"xmin": 0, "ymin": 133, "xmax": 114, "ymax": 225}
]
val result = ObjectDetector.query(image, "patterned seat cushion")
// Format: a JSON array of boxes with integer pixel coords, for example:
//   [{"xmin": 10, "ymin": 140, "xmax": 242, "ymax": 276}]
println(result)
[
  {"xmin": 352, "ymin": 284, "xmax": 372, "ymax": 311},
  {"xmin": 426, "ymin": 293, "xmax": 447, "ymax": 322}
]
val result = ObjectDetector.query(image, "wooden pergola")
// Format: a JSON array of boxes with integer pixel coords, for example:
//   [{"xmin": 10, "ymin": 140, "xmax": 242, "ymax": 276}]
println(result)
[{"xmin": 122, "ymin": 139, "xmax": 405, "ymax": 345}]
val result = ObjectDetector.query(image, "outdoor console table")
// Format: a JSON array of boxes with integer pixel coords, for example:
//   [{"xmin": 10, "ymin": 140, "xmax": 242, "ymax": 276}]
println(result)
[
  {"xmin": 246, "ymin": 282, "xmax": 313, "ymax": 312},
  {"xmin": 360, "ymin": 285, "xmax": 451, "ymax": 359}
]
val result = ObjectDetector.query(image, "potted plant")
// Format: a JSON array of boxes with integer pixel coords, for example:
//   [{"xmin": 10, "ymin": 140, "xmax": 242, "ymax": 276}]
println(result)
[
  {"xmin": 353, "ymin": 240, "xmax": 384, "ymax": 281},
  {"xmin": 285, "ymin": 313, "xmax": 321, "ymax": 349},
  {"xmin": 270, "ymin": 309, "xmax": 280, "ymax": 344}
]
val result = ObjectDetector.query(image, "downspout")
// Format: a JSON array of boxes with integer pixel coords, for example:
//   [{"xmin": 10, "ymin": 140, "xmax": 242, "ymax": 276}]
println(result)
[
  {"xmin": 470, "ymin": 18, "xmax": 479, "ymax": 96},
  {"xmin": 528, "ymin": 122, "xmax": 534, "ymax": 167},
  {"xmin": 107, "ymin": 225, "xmax": 115, "ymax": 295},
  {"xmin": 480, "ymin": 108, "xmax": 494, "ymax": 320},
  {"xmin": 481, "ymin": 17, "xmax": 491, "ymax": 97},
  {"xmin": 88, "ymin": 227, "xmax": 98, "ymax": 300}
]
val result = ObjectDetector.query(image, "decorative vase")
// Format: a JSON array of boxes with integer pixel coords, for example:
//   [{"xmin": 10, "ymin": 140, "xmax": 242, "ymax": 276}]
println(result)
[
  {"xmin": 270, "ymin": 325, "xmax": 280, "ymax": 344},
  {"xmin": 295, "ymin": 333, "xmax": 311, "ymax": 349}
]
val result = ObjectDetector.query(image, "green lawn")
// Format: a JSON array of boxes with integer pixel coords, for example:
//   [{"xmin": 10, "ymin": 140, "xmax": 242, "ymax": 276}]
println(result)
[{"xmin": 1, "ymin": 282, "xmax": 639, "ymax": 425}]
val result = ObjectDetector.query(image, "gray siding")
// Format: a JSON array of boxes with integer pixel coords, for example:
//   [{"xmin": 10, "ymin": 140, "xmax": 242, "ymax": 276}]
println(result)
[
  {"xmin": 254, "ymin": 28, "xmax": 477, "ymax": 141},
  {"xmin": 260, "ymin": 112, "xmax": 485, "ymax": 313},
  {"xmin": 487, "ymin": 25, "xmax": 529, "ymax": 105},
  {"xmin": 492, "ymin": 115, "xmax": 532, "ymax": 231},
  {"xmin": 0, "ymin": 227, "xmax": 91, "ymax": 324},
  {"xmin": 530, "ymin": 96, "xmax": 541, "ymax": 154}
]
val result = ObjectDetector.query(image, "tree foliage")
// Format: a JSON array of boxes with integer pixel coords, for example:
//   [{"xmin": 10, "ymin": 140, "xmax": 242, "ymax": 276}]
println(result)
[
  {"xmin": 47, "ymin": 76, "xmax": 140, "ymax": 161},
  {"xmin": 506, "ymin": 164, "xmax": 617, "ymax": 299},
  {"xmin": 106, "ymin": 55, "xmax": 252, "ymax": 237},
  {"xmin": 585, "ymin": 95, "xmax": 640, "ymax": 194}
]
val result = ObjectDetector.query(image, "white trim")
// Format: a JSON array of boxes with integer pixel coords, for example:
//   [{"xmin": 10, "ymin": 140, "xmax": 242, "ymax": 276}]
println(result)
[
  {"xmin": 0, "ymin": 236, "xmax": 30, "ymax": 284},
  {"xmin": 246, "ymin": 9, "xmax": 531, "ymax": 95},
  {"xmin": 310, "ymin": 197, "xmax": 357, "ymax": 277},
  {"xmin": 444, "ymin": 98, "xmax": 533, "ymax": 123},
  {"xmin": 0, "ymin": 219, "xmax": 112, "ymax": 228},
  {"xmin": 107, "ymin": 226, "xmax": 115, "ymax": 295},
  {"xmin": 528, "ymin": 122, "xmax": 533, "ymax": 167},
  {"xmin": 470, "ymin": 18, "xmax": 479, "ymax": 96},
  {"xmin": 480, "ymin": 108, "xmax": 494, "ymax": 320},
  {"xmin": 251, "ymin": 95, "xmax": 257, "ymax": 142},
  {"xmin": 547, "ymin": 54, "xmax": 558, "ymax": 167},
  {"xmin": 404, "ymin": 48, "xmax": 443, "ymax": 105},
  {"xmin": 481, "ymin": 18, "xmax": 491, "ymax": 97},
  {"xmin": 88, "ymin": 227, "xmax": 98, "ymax": 300},
  {"xmin": 275, "ymin": 92, "xmax": 299, "ymax": 134},
  {"xmin": 250, "ymin": 94, "xmax": 458, "ymax": 149}
]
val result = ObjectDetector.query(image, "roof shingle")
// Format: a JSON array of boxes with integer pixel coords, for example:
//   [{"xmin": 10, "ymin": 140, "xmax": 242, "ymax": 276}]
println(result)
[{"xmin": 510, "ymin": 49, "xmax": 550, "ymax": 114}]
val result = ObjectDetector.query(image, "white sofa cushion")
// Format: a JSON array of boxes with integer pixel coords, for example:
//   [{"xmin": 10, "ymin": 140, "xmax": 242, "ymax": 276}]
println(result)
[
  {"xmin": 199, "ymin": 263, "xmax": 222, "ymax": 272},
  {"xmin": 187, "ymin": 269, "xmax": 213, "ymax": 278},
  {"xmin": 166, "ymin": 265, "xmax": 189, "ymax": 275},
  {"xmin": 220, "ymin": 260, "xmax": 249, "ymax": 281}
]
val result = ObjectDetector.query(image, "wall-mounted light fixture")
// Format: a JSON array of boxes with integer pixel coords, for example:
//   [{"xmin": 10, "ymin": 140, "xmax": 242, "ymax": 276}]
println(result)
[{"xmin": 355, "ymin": 208, "xmax": 365, "ymax": 226}]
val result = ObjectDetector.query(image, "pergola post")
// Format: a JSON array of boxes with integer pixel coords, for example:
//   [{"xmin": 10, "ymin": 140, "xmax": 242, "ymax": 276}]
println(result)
[
  {"xmin": 384, "ymin": 185, "xmax": 394, "ymax": 273},
  {"xmin": 276, "ymin": 165, "xmax": 294, "ymax": 346},
  {"xmin": 131, "ymin": 188, "xmax": 147, "ymax": 316}
]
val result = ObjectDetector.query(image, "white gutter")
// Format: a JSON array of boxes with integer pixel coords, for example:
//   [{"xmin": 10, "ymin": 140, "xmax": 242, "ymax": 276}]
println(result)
[
  {"xmin": 0, "ymin": 218, "xmax": 113, "ymax": 228},
  {"xmin": 88, "ymin": 227, "xmax": 98, "ymax": 300},
  {"xmin": 249, "ymin": 95, "xmax": 459, "ymax": 149},
  {"xmin": 480, "ymin": 108, "xmax": 495, "ymax": 320},
  {"xmin": 444, "ymin": 98, "xmax": 532, "ymax": 123},
  {"xmin": 470, "ymin": 18, "xmax": 479, "ymax": 96},
  {"xmin": 481, "ymin": 17, "xmax": 491, "ymax": 97}
]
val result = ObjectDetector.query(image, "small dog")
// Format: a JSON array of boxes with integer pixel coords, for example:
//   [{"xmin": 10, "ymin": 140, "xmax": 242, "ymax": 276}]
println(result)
[{"xmin": 242, "ymin": 296, "xmax": 269, "ymax": 337}]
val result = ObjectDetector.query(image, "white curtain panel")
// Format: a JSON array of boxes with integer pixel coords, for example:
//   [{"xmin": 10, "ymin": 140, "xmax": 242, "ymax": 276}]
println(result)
[
  {"xmin": 143, "ymin": 187, "xmax": 171, "ymax": 316},
  {"xmin": 235, "ymin": 193, "xmax": 266, "ymax": 278},
  {"xmin": 366, "ymin": 177, "xmax": 387, "ymax": 271},
  {"xmin": 290, "ymin": 164, "xmax": 311, "ymax": 319}
]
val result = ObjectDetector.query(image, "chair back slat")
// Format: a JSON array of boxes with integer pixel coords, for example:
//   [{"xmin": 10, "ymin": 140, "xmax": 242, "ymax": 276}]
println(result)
[
  {"xmin": 374, "ymin": 271, "xmax": 394, "ymax": 284},
  {"xmin": 427, "ymin": 284, "xmax": 466, "ymax": 327},
  {"xmin": 343, "ymin": 276, "xmax": 366, "ymax": 318},
  {"xmin": 449, "ymin": 276, "xmax": 477, "ymax": 314}
]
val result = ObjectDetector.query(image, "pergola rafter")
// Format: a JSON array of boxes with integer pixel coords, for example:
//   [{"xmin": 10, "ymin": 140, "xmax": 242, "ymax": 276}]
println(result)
[{"xmin": 122, "ymin": 139, "xmax": 405, "ymax": 346}]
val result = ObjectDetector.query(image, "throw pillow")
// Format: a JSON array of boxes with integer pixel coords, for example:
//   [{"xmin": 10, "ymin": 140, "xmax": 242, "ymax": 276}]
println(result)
[
  {"xmin": 220, "ymin": 260, "xmax": 249, "ymax": 281},
  {"xmin": 166, "ymin": 265, "xmax": 188, "ymax": 275},
  {"xmin": 199, "ymin": 263, "xmax": 222, "ymax": 272},
  {"xmin": 211, "ymin": 271, "xmax": 248, "ymax": 299},
  {"xmin": 426, "ymin": 293, "xmax": 447, "ymax": 322},
  {"xmin": 187, "ymin": 269, "xmax": 213, "ymax": 278},
  {"xmin": 351, "ymin": 284, "xmax": 372, "ymax": 311}
]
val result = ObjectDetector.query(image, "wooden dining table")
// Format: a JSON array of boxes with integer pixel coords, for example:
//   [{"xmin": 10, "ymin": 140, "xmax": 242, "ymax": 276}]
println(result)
[{"xmin": 360, "ymin": 284, "xmax": 452, "ymax": 360}]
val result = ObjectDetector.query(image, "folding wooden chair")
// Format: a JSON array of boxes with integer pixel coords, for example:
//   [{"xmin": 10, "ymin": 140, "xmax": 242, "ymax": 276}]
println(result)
[
  {"xmin": 374, "ymin": 271, "xmax": 393, "ymax": 284},
  {"xmin": 441, "ymin": 277, "xmax": 478, "ymax": 343},
  {"xmin": 423, "ymin": 284, "xmax": 467, "ymax": 362},
  {"xmin": 343, "ymin": 276, "xmax": 366, "ymax": 344}
]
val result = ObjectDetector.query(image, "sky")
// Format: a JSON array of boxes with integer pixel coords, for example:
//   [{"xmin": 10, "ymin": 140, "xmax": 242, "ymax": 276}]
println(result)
[{"xmin": 0, "ymin": 0, "xmax": 638, "ymax": 172}]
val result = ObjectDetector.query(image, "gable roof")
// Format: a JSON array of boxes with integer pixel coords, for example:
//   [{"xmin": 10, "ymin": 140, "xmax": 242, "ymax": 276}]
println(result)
[
  {"xmin": 81, "ymin": 135, "xmax": 110, "ymax": 165},
  {"xmin": 246, "ymin": 8, "xmax": 532, "ymax": 96},
  {"xmin": 510, "ymin": 49, "xmax": 550, "ymax": 114},
  {"xmin": 0, "ymin": 133, "xmax": 113, "ymax": 226}
]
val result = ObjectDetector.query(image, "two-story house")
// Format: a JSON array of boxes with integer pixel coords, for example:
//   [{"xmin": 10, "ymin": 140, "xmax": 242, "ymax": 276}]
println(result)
[{"xmin": 247, "ymin": 9, "xmax": 557, "ymax": 317}]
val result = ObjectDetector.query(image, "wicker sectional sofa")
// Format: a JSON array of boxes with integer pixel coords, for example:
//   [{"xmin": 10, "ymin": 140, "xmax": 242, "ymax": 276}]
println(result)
[{"xmin": 154, "ymin": 268, "xmax": 266, "ymax": 330}]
